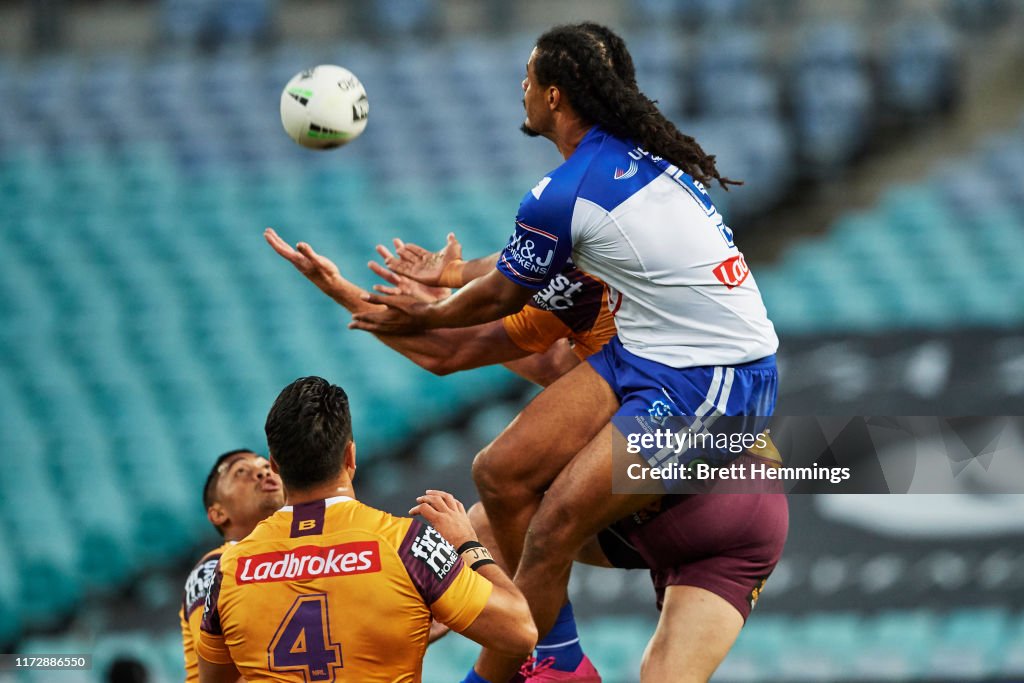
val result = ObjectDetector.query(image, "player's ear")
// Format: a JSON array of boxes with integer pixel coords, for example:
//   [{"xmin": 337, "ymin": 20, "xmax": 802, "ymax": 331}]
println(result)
[
  {"xmin": 344, "ymin": 440, "xmax": 357, "ymax": 476},
  {"xmin": 268, "ymin": 454, "xmax": 280, "ymax": 474},
  {"xmin": 207, "ymin": 503, "xmax": 228, "ymax": 530},
  {"xmin": 547, "ymin": 85, "xmax": 560, "ymax": 110}
]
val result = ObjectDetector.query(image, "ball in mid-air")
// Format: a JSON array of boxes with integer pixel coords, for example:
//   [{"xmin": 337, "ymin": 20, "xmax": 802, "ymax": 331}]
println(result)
[{"xmin": 280, "ymin": 65, "xmax": 369, "ymax": 149}]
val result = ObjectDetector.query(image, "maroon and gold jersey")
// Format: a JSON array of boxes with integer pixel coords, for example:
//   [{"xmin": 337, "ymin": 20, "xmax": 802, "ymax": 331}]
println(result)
[
  {"xmin": 197, "ymin": 496, "xmax": 492, "ymax": 682},
  {"xmin": 180, "ymin": 541, "xmax": 232, "ymax": 683},
  {"xmin": 503, "ymin": 262, "xmax": 615, "ymax": 360}
]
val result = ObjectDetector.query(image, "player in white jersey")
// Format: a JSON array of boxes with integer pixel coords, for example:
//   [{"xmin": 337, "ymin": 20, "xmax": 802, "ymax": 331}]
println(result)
[{"xmin": 353, "ymin": 23, "xmax": 781, "ymax": 683}]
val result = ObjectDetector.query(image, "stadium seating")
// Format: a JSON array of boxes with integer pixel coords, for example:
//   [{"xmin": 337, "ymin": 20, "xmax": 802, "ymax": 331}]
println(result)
[
  {"xmin": 758, "ymin": 116, "xmax": 1024, "ymax": 334},
  {"xmin": 8, "ymin": 608, "xmax": 1023, "ymax": 682},
  {"xmin": 0, "ymin": 6, "xmax": 1017, "ymax": 660}
]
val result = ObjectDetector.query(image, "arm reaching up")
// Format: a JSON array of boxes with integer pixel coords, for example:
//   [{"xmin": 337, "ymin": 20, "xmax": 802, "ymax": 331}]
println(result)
[{"xmin": 379, "ymin": 232, "xmax": 499, "ymax": 288}]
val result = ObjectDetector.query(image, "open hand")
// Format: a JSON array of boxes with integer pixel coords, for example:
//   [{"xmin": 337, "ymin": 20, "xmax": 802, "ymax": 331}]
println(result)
[
  {"xmin": 369, "ymin": 242, "xmax": 452, "ymax": 302},
  {"xmin": 265, "ymin": 228, "xmax": 382, "ymax": 314},
  {"xmin": 381, "ymin": 232, "xmax": 463, "ymax": 287}
]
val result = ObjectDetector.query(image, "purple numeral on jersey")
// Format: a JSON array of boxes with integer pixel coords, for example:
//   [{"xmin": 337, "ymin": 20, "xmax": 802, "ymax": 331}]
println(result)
[{"xmin": 268, "ymin": 594, "xmax": 342, "ymax": 682}]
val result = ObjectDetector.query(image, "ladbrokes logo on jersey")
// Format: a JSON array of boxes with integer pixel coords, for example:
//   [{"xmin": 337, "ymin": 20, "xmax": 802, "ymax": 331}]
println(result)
[{"xmin": 235, "ymin": 542, "xmax": 381, "ymax": 584}]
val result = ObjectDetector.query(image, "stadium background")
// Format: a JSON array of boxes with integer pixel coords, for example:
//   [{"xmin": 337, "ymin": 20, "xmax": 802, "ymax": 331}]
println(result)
[{"xmin": 1, "ymin": 0, "xmax": 1023, "ymax": 680}]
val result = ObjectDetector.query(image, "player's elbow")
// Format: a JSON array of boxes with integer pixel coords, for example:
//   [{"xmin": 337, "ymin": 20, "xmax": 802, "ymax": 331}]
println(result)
[
  {"xmin": 503, "ymin": 612, "xmax": 539, "ymax": 658},
  {"xmin": 501, "ymin": 591, "xmax": 539, "ymax": 656},
  {"xmin": 416, "ymin": 355, "xmax": 456, "ymax": 376}
]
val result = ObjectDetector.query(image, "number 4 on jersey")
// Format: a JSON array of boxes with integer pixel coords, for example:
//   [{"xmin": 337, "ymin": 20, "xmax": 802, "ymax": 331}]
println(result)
[{"xmin": 269, "ymin": 594, "xmax": 342, "ymax": 682}]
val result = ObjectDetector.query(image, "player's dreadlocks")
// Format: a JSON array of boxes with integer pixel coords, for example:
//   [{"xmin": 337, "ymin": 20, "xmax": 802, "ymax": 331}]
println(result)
[{"xmin": 533, "ymin": 23, "xmax": 740, "ymax": 190}]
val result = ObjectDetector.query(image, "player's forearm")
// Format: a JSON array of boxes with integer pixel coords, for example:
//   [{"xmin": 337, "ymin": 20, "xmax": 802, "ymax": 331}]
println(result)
[
  {"xmin": 458, "ymin": 253, "xmax": 501, "ymax": 286},
  {"xmin": 321, "ymin": 278, "xmax": 378, "ymax": 315},
  {"xmin": 465, "ymin": 563, "xmax": 537, "ymax": 657},
  {"xmin": 371, "ymin": 330, "xmax": 463, "ymax": 375},
  {"xmin": 440, "ymin": 253, "xmax": 499, "ymax": 288},
  {"xmin": 423, "ymin": 270, "xmax": 532, "ymax": 329}
]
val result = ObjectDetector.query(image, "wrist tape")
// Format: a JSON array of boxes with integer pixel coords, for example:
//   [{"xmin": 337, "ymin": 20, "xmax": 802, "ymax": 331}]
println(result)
[
  {"xmin": 457, "ymin": 540, "xmax": 496, "ymax": 571},
  {"xmin": 438, "ymin": 260, "xmax": 466, "ymax": 288}
]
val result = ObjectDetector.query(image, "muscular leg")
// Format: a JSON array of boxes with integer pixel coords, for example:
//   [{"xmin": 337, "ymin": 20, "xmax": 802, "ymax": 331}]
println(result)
[
  {"xmin": 475, "ymin": 422, "xmax": 662, "ymax": 681},
  {"xmin": 472, "ymin": 361, "xmax": 617, "ymax": 574},
  {"xmin": 469, "ymin": 501, "xmax": 613, "ymax": 570},
  {"xmin": 640, "ymin": 586, "xmax": 743, "ymax": 683}
]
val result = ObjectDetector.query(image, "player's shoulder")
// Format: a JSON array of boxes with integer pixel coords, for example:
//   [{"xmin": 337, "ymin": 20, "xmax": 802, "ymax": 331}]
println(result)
[
  {"xmin": 185, "ymin": 542, "xmax": 230, "ymax": 583},
  {"xmin": 319, "ymin": 497, "xmax": 413, "ymax": 550},
  {"xmin": 575, "ymin": 129, "xmax": 668, "ymax": 212},
  {"xmin": 182, "ymin": 542, "xmax": 231, "ymax": 615},
  {"xmin": 518, "ymin": 131, "xmax": 608, "ymax": 225}
]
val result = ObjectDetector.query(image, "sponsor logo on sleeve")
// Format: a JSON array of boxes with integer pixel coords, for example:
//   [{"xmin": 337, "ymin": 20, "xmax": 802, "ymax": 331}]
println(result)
[
  {"xmin": 531, "ymin": 176, "xmax": 552, "ymax": 200},
  {"xmin": 235, "ymin": 542, "xmax": 380, "ymax": 584},
  {"xmin": 712, "ymin": 254, "xmax": 750, "ymax": 289},
  {"xmin": 614, "ymin": 160, "xmax": 639, "ymax": 180},
  {"xmin": 532, "ymin": 272, "xmax": 586, "ymax": 311},
  {"xmin": 407, "ymin": 525, "xmax": 458, "ymax": 582},
  {"xmin": 185, "ymin": 557, "xmax": 220, "ymax": 614},
  {"xmin": 502, "ymin": 222, "xmax": 559, "ymax": 283}
]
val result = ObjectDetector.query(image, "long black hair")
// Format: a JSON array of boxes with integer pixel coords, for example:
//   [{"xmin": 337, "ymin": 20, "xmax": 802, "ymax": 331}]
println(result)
[{"xmin": 533, "ymin": 23, "xmax": 740, "ymax": 190}]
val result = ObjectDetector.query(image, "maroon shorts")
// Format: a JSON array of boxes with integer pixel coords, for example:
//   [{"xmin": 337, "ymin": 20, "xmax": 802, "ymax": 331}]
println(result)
[{"xmin": 597, "ymin": 492, "xmax": 789, "ymax": 620}]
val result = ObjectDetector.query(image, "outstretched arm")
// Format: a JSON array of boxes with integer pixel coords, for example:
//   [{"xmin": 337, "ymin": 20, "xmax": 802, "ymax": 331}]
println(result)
[
  {"xmin": 378, "ymin": 232, "xmax": 499, "ymax": 288},
  {"xmin": 350, "ymin": 268, "xmax": 535, "ymax": 335},
  {"xmin": 265, "ymin": 229, "xmax": 535, "ymax": 375}
]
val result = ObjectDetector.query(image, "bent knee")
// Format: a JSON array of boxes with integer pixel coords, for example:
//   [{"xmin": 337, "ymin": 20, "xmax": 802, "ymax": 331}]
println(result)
[
  {"xmin": 472, "ymin": 446, "xmax": 547, "ymax": 504},
  {"xmin": 467, "ymin": 502, "xmax": 490, "ymax": 534}
]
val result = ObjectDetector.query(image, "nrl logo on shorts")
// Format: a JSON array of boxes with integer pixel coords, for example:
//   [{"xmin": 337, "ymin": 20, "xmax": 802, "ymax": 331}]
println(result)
[{"xmin": 648, "ymin": 400, "xmax": 674, "ymax": 426}]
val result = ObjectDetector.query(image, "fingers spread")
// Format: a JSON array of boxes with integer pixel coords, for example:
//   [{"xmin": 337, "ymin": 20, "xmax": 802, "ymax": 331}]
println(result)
[
  {"xmin": 400, "ymin": 243, "xmax": 430, "ymax": 259},
  {"xmin": 368, "ymin": 261, "xmax": 400, "ymax": 285},
  {"xmin": 376, "ymin": 244, "xmax": 395, "ymax": 261}
]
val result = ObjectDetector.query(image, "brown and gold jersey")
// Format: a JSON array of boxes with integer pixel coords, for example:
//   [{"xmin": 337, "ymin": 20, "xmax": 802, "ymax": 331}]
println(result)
[
  {"xmin": 504, "ymin": 262, "xmax": 616, "ymax": 360},
  {"xmin": 197, "ymin": 496, "xmax": 491, "ymax": 682},
  {"xmin": 180, "ymin": 541, "xmax": 232, "ymax": 683}
]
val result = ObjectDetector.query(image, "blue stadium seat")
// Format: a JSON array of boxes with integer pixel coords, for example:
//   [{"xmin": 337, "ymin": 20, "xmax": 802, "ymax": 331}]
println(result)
[
  {"xmin": 792, "ymin": 67, "xmax": 872, "ymax": 173},
  {"xmin": 883, "ymin": 15, "xmax": 958, "ymax": 116},
  {"xmin": 216, "ymin": 0, "xmax": 276, "ymax": 43},
  {"xmin": 160, "ymin": 0, "xmax": 217, "ymax": 44},
  {"xmin": 793, "ymin": 21, "xmax": 867, "ymax": 72}
]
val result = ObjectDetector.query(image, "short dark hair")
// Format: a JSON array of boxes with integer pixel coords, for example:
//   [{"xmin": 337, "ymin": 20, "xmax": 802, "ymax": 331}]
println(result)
[
  {"xmin": 106, "ymin": 656, "xmax": 148, "ymax": 683},
  {"xmin": 265, "ymin": 377, "xmax": 352, "ymax": 490},
  {"xmin": 202, "ymin": 448, "xmax": 256, "ymax": 510}
]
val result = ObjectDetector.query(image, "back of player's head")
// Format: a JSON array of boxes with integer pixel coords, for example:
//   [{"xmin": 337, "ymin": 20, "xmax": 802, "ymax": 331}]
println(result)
[
  {"xmin": 203, "ymin": 448, "xmax": 257, "ymax": 510},
  {"xmin": 106, "ymin": 656, "xmax": 149, "ymax": 683},
  {"xmin": 265, "ymin": 376, "xmax": 352, "ymax": 490},
  {"xmin": 532, "ymin": 22, "xmax": 739, "ymax": 190}
]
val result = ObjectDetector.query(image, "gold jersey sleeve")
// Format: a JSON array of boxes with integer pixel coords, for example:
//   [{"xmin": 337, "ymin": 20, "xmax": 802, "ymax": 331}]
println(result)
[
  {"xmin": 197, "ymin": 496, "xmax": 492, "ymax": 682},
  {"xmin": 180, "ymin": 543, "xmax": 231, "ymax": 681},
  {"xmin": 502, "ymin": 264, "xmax": 616, "ymax": 361}
]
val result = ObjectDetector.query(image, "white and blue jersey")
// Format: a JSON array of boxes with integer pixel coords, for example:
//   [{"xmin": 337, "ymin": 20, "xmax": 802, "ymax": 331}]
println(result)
[{"xmin": 497, "ymin": 126, "xmax": 778, "ymax": 370}]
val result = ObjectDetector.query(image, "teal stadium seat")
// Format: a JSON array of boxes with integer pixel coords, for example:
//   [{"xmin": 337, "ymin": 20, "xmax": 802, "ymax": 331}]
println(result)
[
  {"xmin": 0, "ymin": 524, "xmax": 23, "ymax": 646},
  {"xmin": 926, "ymin": 608, "xmax": 1009, "ymax": 679},
  {"xmin": 854, "ymin": 610, "xmax": 938, "ymax": 679}
]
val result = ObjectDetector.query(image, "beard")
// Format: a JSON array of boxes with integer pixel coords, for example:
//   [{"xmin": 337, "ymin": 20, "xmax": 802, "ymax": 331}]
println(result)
[{"xmin": 520, "ymin": 121, "xmax": 541, "ymax": 137}]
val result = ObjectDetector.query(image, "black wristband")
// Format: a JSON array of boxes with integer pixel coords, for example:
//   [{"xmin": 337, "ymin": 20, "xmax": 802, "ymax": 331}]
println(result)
[
  {"xmin": 457, "ymin": 540, "xmax": 484, "ymax": 554},
  {"xmin": 471, "ymin": 558, "xmax": 497, "ymax": 571}
]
